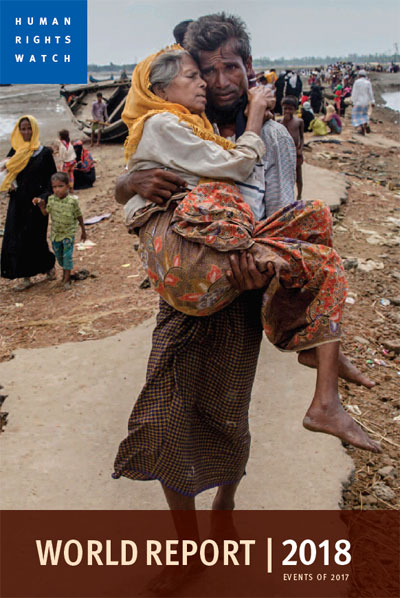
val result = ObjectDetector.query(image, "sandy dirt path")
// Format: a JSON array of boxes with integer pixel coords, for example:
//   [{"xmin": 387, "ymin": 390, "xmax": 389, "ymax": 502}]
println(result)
[{"xmin": 0, "ymin": 317, "xmax": 352, "ymax": 510}]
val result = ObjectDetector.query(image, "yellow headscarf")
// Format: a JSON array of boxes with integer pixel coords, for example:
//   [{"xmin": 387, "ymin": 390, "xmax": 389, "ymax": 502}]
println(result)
[
  {"xmin": 1, "ymin": 115, "xmax": 41, "ymax": 192},
  {"xmin": 122, "ymin": 44, "xmax": 235, "ymax": 162}
]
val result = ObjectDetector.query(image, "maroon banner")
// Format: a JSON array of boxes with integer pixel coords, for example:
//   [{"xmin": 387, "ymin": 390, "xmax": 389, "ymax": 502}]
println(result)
[{"xmin": 1, "ymin": 510, "xmax": 398, "ymax": 597}]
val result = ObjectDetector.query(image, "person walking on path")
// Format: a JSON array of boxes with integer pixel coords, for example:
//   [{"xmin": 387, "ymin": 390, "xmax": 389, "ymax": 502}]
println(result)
[
  {"xmin": 0, "ymin": 115, "xmax": 56, "ymax": 290},
  {"xmin": 33, "ymin": 172, "xmax": 86, "ymax": 290},
  {"xmin": 351, "ymin": 70, "xmax": 375, "ymax": 135}
]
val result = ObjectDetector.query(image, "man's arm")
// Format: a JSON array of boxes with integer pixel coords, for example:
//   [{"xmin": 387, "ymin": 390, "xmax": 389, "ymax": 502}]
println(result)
[
  {"xmin": 368, "ymin": 81, "xmax": 375, "ymax": 106},
  {"xmin": 115, "ymin": 169, "xmax": 187, "ymax": 206}
]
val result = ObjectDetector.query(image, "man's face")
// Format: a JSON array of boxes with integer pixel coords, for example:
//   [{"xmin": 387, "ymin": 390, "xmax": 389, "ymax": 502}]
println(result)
[{"xmin": 197, "ymin": 40, "xmax": 252, "ymax": 111}]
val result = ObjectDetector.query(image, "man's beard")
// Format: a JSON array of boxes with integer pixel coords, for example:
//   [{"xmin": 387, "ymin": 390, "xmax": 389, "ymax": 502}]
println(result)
[{"xmin": 206, "ymin": 95, "xmax": 246, "ymax": 125}]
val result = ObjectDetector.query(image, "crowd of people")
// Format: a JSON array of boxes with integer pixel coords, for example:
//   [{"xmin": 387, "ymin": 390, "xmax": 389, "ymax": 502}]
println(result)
[
  {"xmin": 257, "ymin": 60, "xmax": 377, "ymax": 139},
  {"xmin": 1, "ymin": 15, "xmax": 383, "ymax": 564}
]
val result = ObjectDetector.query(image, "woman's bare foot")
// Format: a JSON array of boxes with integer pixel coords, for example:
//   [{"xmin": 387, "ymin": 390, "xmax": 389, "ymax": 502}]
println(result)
[
  {"xmin": 46, "ymin": 267, "xmax": 56, "ymax": 281},
  {"xmin": 14, "ymin": 277, "xmax": 33, "ymax": 291},
  {"xmin": 303, "ymin": 400, "xmax": 381, "ymax": 453},
  {"xmin": 298, "ymin": 348, "xmax": 375, "ymax": 388}
]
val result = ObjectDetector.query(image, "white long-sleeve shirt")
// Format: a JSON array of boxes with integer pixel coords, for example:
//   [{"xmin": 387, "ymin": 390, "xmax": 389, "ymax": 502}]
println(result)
[
  {"xmin": 58, "ymin": 140, "xmax": 76, "ymax": 163},
  {"xmin": 351, "ymin": 77, "xmax": 375, "ymax": 107},
  {"xmin": 125, "ymin": 113, "xmax": 295, "ymax": 223}
]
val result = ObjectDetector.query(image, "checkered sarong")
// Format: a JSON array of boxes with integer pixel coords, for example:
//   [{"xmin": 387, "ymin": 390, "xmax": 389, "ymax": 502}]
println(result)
[
  {"xmin": 113, "ymin": 292, "xmax": 263, "ymax": 496},
  {"xmin": 352, "ymin": 104, "xmax": 369, "ymax": 127}
]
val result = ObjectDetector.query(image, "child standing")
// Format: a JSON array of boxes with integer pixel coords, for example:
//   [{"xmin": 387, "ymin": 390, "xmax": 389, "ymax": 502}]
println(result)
[
  {"xmin": 281, "ymin": 95, "xmax": 304, "ymax": 200},
  {"xmin": 33, "ymin": 172, "xmax": 86, "ymax": 290},
  {"xmin": 58, "ymin": 129, "xmax": 76, "ymax": 193}
]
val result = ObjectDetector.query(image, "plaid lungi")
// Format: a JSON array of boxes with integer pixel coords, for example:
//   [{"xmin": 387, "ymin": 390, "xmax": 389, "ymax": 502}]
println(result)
[
  {"xmin": 352, "ymin": 104, "xmax": 369, "ymax": 127},
  {"xmin": 112, "ymin": 291, "xmax": 263, "ymax": 496}
]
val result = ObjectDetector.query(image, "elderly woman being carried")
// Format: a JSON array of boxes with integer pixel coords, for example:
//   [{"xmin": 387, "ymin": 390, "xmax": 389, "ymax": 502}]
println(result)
[{"xmin": 119, "ymin": 46, "xmax": 380, "ymax": 453}]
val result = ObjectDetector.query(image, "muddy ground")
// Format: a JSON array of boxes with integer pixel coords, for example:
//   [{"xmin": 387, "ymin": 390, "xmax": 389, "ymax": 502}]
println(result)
[{"xmin": 0, "ymin": 75, "xmax": 399, "ymax": 510}]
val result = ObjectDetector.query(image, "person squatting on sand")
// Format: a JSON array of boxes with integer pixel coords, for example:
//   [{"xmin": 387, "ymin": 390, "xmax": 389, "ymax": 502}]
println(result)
[
  {"xmin": 113, "ymin": 14, "xmax": 380, "ymax": 516},
  {"xmin": 32, "ymin": 172, "xmax": 87, "ymax": 290},
  {"xmin": 0, "ymin": 115, "xmax": 56, "ymax": 290}
]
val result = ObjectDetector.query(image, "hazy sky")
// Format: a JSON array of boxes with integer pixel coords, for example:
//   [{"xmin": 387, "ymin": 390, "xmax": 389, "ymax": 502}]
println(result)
[{"xmin": 88, "ymin": 0, "xmax": 400, "ymax": 64}]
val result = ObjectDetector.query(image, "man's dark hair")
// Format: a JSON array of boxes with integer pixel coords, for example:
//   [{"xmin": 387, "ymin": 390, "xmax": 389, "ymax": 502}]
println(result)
[
  {"xmin": 51, "ymin": 172, "xmax": 69, "ymax": 185},
  {"xmin": 282, "ymin": 95, "xmax": 299, "ymax": 109},
  {"xmin": 173, "ymin": 20, "xmax": 193, "ymax": 45},
  {"xmin": 96, "ymin": 92, "xmax": 103, "ymax": 98},
  {"xmin": 184, "ymin": 13, "xmax": 251, "ymax": 64}
]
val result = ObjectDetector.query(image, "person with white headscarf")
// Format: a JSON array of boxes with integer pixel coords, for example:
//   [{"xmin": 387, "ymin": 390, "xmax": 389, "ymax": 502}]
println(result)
[{"xmin": 285, "ymin": 70, "xmax": 302, "ymax": 99}]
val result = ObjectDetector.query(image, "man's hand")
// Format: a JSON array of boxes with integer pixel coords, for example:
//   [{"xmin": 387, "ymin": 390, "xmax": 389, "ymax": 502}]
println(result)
[
  {"xmin": 115, "ymin": 169, "xmax": 187, "ymax": 206},
  {"xmin": 226, "ymin": 252, "xmax": 274, "ymax": 291}
]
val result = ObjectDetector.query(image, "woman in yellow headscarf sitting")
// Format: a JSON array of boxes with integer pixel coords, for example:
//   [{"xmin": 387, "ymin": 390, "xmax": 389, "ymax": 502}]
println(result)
[{"xmin": 1, "ymin": 115, "xmax": 57, "ymax": 289}]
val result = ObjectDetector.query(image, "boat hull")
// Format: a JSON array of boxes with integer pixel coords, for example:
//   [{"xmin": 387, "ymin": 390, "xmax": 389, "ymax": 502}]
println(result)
[{"xmin": 60, "ymin": 80, "xmax": 130, "ymax": 143}]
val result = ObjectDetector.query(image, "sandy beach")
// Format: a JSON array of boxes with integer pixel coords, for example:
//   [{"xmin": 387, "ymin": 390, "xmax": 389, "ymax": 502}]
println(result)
[{"xmin": 0, "ymin": 72, "xmax": 399, "ymax": 511}]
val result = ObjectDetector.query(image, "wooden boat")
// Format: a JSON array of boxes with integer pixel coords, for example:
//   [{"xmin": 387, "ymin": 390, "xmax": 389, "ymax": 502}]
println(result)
[
  {"xmin": 89, "ymin": 74, "xmax": 114, "ymax": 83},
  {"xmin": 60, "ymin": 80, "xmax": 130, "ymax": 143}
]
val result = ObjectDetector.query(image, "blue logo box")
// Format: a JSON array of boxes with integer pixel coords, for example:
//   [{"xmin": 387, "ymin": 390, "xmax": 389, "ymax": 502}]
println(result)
[{"xmin": 0, "ymin": 0, "xmax": 87, "ymax": 83}]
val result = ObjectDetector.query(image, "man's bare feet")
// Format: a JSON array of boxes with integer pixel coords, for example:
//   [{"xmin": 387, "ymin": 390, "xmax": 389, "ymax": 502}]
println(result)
[
  {"xmin": 139, "ymin": 561, "xmax": 205, "ymax": 597},
  {"xmin": 303, "ymin": 400, "xmax": 381, "ymax": 453},
  {"xmin": 212, "ymin": 487, "xmax": 235, "ymax": 511},
  {"xmin": 298, "ymin": 348, "xmax": 375, "ymax": 388}
]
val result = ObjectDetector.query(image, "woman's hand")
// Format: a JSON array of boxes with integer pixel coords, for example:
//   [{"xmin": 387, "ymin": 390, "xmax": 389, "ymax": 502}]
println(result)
[
  {"xmin": 32, "ymin": 197, "xmax": 44, "ymax": 207},
  {"xmin": 248, "ymin": 86, "xmax": 276, "ymax": 112},
  {"xmin": 245, "ymin": 87, "xmax": 276, "ymax": 133}
]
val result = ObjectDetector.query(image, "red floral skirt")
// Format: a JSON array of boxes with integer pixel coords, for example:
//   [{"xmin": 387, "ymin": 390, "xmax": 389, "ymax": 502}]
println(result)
[{"xmin": 136, "ymin": 182, "xmax": 348, "ymax": 351}]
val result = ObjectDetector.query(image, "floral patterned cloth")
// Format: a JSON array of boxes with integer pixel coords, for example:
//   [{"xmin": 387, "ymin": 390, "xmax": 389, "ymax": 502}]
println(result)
[{"xmin": 136, "ymin": 182, "xmax": 348, "ymax": 352}]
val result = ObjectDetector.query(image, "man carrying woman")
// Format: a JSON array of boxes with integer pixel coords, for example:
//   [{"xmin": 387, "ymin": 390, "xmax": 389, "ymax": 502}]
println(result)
[{"xmin": 113, "ymin": 14, "xmax": 378, "ymax": 515}]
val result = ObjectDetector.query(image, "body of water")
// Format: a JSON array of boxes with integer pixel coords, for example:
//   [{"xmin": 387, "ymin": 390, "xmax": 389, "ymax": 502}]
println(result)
[
  {"xmin": 0, "ymin": 84, "xmax": 82, "ymax": 155},
  {"xmin": 381, "ymin": 91, "xmax": 400, "ymax": 112}
]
